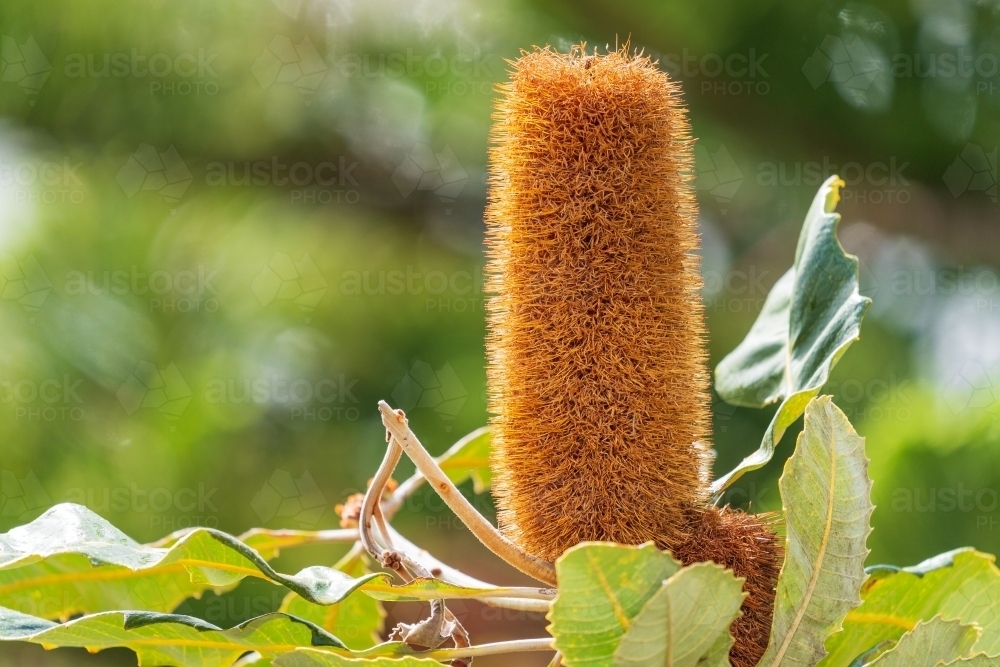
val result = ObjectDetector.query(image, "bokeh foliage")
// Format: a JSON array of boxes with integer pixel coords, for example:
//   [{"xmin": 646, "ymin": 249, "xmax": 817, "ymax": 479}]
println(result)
[{"xmin": 2, "ymin": 0, "xmax": 1000, "ymax": 664}]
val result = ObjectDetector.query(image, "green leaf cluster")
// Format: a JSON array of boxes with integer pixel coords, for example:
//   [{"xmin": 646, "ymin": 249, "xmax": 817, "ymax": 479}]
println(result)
[{"xmin": 1, "ymin": 180, "xmax": 997, "ymax": 667}]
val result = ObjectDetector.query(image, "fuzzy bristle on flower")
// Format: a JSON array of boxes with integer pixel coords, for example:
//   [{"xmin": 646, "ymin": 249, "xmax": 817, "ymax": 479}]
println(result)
[
  {"xmin": 486, "ymin": 44, "xmax": 783, "ymax": 663},
  {"xmin": 674, "ymin": 506, "xmax": 783, "ymax": 667},
  {"xmin": 485, "ymin": 45, "xmax": 712, "ymax": 561}
]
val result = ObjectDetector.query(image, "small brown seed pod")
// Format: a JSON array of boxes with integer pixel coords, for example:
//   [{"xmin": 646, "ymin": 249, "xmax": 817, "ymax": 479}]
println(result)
[{"xmin": 486, "ymin": 45, "xmax": 782, "ymax": 666}]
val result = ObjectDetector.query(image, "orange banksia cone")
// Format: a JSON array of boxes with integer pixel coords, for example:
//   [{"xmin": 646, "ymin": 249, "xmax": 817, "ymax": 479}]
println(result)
[
  {"xmin": 486, "ymin": 45, "xmax": 781, "ymax": 667},
  {"xmin": 486, "ymin": 44, "xmax": 711, "ymax": 560}
]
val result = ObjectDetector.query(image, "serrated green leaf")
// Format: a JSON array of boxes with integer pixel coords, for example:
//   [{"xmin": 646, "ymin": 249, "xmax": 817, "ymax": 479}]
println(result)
[
  {"xmin": 0, "ymin": 504, "xmax": 528, "ymax": 621},
  {"xmin": 237, "ymin": 529, "xmax": 358, "ymax": 562},
  {"xmin": 823, "ymin": 550, "xmax": 1000, "ymax": 667},
  {"xmin": 235, "ymin": 654, "xmax": 275, "ymax": 667},
  {"xmin": 846, "ymin": 643, "xmax": 890, "ymax": 667},
  {"xmin": 549, "ymin": 543, "xmax": 681, "ymax": 667},
  {"xmin": 865, "ymin": 618, "xmax": 979, "ymax": 667},
  {"xmin": 0, "ymin": 603, "xmax": 463, "ymax": 666},
  {"xmin": 437, "ymin": 426, "xmax": 492, "ymax": 493},
  {"xmin": 280, "ymin": 548, "xmax": 385, "ymax": 651},
  {"xmin": 700, "ymin": 630, "xmax": 737, "ymax": 667},
  {"xmin": 0, "ymin": 424, "xmax": 495, "ymax": 621},
  {"xmin": 0, "ymin": 607, "xmax": 355, "ymax": 666},
  {"xmin": 943, "ymin": 655, "xmax": 1000, "ymax": 667},
  {"xmin": 759, "ymin": 396, "xmax": 873, "ymax": 667},
  {"xmin": 274, "ymin": 650, "xmax": 443, "ymax": 666},
  {"xmin": 711, "ymin": 176, "xmax": 871, "ymax": 496},
  {"xmin": 0, "ymin": 504, "xmax": 386, "ymax": 620},
  {"xmin": 612, "ymin": 562, "xmax": 745, "ymax": 667}
]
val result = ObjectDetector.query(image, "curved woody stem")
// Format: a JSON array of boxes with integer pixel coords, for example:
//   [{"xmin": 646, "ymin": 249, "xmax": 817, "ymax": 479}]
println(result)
[
  {"xmin": 359, "ymin": 421, "xmax": 472, "ymax": 661},
  {"xmin": 378, "ymin": 401, "xmax": 558, "ymax": 586},
  {"xmin": 421, "ymin": 638, "xmax": 555, "ymax": 661}
]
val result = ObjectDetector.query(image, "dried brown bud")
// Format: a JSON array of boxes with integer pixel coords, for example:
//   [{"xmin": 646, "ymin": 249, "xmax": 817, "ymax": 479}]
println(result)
[
  {"xmin": 380, "ymin": 550, "xmax": 402, "ymax": 571},
  {"xmin": 336, "ymin": 493, "xmax": 364, "ymax": 528}
]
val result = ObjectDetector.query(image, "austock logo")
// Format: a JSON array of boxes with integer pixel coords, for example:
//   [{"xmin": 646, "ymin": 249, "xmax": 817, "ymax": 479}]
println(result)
[
  {"xmin": 657, "ymin": 47, "xmax": 770, "ymax": 97},
  {"xmin": 703, "ymin": 267, "xmax": 771, "ymax": 315},
  {"xmin": 116, "ymin": 361, "xmax": 193, "ymax": 423},
  {"xmin": 251, "ymin": 470, "xmax": 327, "ymax": 528},
  {"xmin": 2, "ymin": 374, "xmax": 86, "ymax": 422},
  {"xmin": 943, "ymin": 144, "xmax": 998, "ymax": 203},
  {"xmin": 392, "ymin": 144, "xmax": 468, "ymax": 214},
  {"xmin": 63, "ymin": 48, "xmax": 219, "ymax": 97},
  {"xmin": 1, "ymin": 155, "xmax": 86, "ymax": 205},
  {"xmin": 828, "ymin": 375, "xmax": 913, "ymax": 423},
  {"xmin": 1, "ymin": 36, "xmax": 52, "ymax": 103},
  {"xmin": 0, "ymin": 253, "xmax": 52, "ymax": 322},
  {"xmin": 63, "ymin": 265, "xmax": 220, "ymax": 314},
  {"xmin": 251, "ymin": 252, "xmax": 327, "ymax": 322},
  {"xmin": 695, "ymin": 144, "xmax": 743, "ymax": 214},
  {"xmin": 330, "ymin": 48, "xmax": 497, "ymax": 97},
  {"xmin": 203, "ymin": 374, "xmax": 360, "ymax": 422},
  {"xmin": 116, "ymin": 144, "xmax": 193, "ymax": 203},
  {"xmin": 251, "ymin": 35, "xmax": 328, "ymax": 100},
  {"xmin": 338, "ymin": 265, "xmax": 484, "ymax": 315},
  {"xmin": 803, "ymin": 35, "xmax": 885, "ymax": 90},
  {"xmin": 63, "ymin": 482, "xmax": 219, "ymax": 530},
  {"xmin": 756, "ymin": 156, "xmax": 910, "ymax": 204},
  {"xmin": 801, "ymin": 34, "xmax": 893, "ymax": 112},
  {"xmin": 175, "ymin": 589, "xmax": 288, "ymax": 625},
  {"xmin": 711, "ymin": 393, "xmax": 738, "ymax": 433},
  {"xmin": 204, "ymin": 156, "xmax": 360, "ymax": 205},
  {"xmin": 891, "ymin": 484, "xmax": 998, "ymax": 519},
  {"xmin": 860, "ymin": 259, "xmax": 1000, "ymax": 317},
  {"xmin": 391, "ymin": 361, "xmax": 468, "ymax": 430},
  {"xmin": 0, "ymin": 470, "xmax": 50, "ymax": 521},
  {"xmin": 945, "ymin": 361, "xmax": 999, "ymax": 420},
  {"xmin": 805, "ymin": 32, "xmax": 1000, "ymax": 102}
]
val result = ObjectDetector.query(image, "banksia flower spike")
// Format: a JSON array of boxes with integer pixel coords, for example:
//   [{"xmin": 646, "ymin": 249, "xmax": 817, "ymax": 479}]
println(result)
[
  {"xmin": 486, "ymin": 45, "xmax": 781, "ymax": 667},
  {"xmin": 486, "ymin": 44, "xmax": 711, "ymax": 561}
]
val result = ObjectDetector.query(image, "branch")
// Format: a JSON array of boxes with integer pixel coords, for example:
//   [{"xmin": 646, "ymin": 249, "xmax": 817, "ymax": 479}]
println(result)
[
  {"xmin": 421, "ymin": 637, "xmax": 555, "ymax": 660},
  {"xmin": 239, "ymin": 523, "xmax": 552, "ymax": 612},
  {"xmin": 359, "ymin": 435, "xmax": 404, "ymax": 568},
  {"xmin": 381, "ymin": 426, "xmax": 489, "ymax": 520},
  {"xmin": 359, "ymin": 428, "xmax": 472, "ymax": 659},
  {"xmin": 386, "ymin": 525, "xmax": 553, "ymax": 612},
  {"xmin": 237, "ymin": 424, "xmax": 555, "ymax": 611},
  {"xmin": 361, "ymin": 583, "xmax": 553, "ymax": 602},
  {"xmin": 378, "ymin": 401, "xmax": 558, "ymax": 586}
]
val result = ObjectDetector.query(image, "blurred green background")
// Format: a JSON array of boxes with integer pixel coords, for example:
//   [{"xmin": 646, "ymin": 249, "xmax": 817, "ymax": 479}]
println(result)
[{"xmin": 2, "ymin": 0, "xmax": 1000, "ymax": 664}]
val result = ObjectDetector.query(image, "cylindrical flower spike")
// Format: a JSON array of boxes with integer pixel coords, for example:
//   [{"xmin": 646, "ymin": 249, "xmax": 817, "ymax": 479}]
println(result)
[
  {"xmin": 486, "ymin": 44, "xmax": 710, "ymax": 561},
  {"xmin": 486, "ymin": 45, "xmax": 782, "ymax": 667}
]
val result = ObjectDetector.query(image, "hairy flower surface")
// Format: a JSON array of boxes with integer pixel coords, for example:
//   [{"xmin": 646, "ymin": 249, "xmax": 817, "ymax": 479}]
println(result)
[
  {"xmin": 487, "ymin": 45, "xmax": 781, "ymax": 665},
  {"xmin": 486, "ymin": 45, "xmax": 710, "ymax": 557}
]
